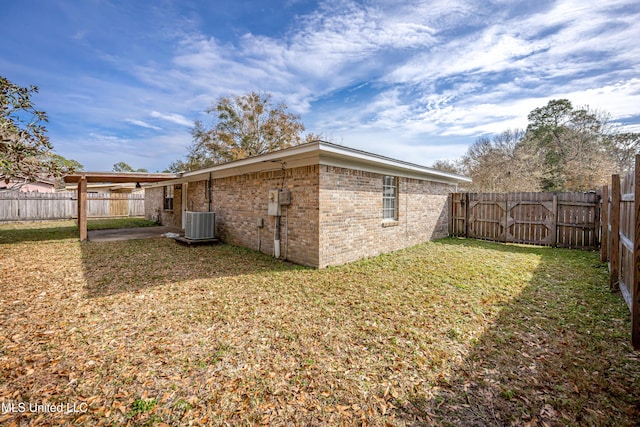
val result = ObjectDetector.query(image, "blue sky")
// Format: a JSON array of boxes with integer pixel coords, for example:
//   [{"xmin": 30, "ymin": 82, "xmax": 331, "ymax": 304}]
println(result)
[{"xmin": 2, "ymin": 0, "xmax": 639, "ymax": 172}]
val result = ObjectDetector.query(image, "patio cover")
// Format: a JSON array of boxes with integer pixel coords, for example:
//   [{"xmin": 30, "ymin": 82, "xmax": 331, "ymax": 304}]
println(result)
[{"xmin": 63, "ymin": 172, "xmax": 177, "ymax": 241}]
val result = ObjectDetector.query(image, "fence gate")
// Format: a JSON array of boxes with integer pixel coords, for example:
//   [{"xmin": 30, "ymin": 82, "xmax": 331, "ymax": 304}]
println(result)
[{"xmin": 451, "ymin": 192, "xmax": 600, "ymax": 249}]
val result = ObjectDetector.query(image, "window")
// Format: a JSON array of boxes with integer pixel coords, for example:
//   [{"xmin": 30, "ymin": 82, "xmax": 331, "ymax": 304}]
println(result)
[
  {"xmin": 382, "ymin": 176, "xmax": 398, "ymax": 220},
  {"xmin": 163, "ymin": 185, "xmax": 174, "ymax": 210}
]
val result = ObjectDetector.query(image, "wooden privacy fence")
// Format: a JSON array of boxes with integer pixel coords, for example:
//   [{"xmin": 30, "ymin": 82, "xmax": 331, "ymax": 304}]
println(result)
[
  {"xmin": 601, "ymin": 154, "xmax": 640, "ymax": 349},
  {"xmin": 450, "ymin": 192, "xmax": 600, "ymax": 249},
  {"xmin": 0, "ymin": 192, "xmax": 144, "ymax": 221},
  {"xmin": 85, "ymin": 193, "xmax": 144, "ymax": 218}
]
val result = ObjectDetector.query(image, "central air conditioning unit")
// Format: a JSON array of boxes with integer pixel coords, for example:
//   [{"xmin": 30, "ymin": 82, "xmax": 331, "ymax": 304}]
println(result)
[{"xmin": 185, "ymin": 211, "xmax": 216, "ymax": 240}]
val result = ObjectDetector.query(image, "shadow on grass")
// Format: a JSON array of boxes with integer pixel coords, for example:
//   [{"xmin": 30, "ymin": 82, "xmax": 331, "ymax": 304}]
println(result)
[
  {"xmin": 6, "ymin": 222, "xmax": 639, "ymax": 424},
  {"xmin": 392, "ymin": 238, "xmax": 640, "ymax": 426},
  {"xmin": 1, "ymin": 220, "xmax": 303, "ymax": 298},
  {"xmin": 0, "ymin": 222, "xmax": 79, "ymax": 244},
  {"xmin": 80, "ymin": 237, "xmax": 305, "ymax": 298},
  {"xmin": 0, "ymin": 218, "xmax": 159, "ymax": 244}
]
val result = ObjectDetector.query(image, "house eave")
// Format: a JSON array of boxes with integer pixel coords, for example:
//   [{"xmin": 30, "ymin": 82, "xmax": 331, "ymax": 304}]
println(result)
[
  {"xmin": 147, "ymin": 141, "xmax": 471, "ymax": 186},
  {"xmin": 316, "ymin": 142, "xmax": 471, "ymax": 184},
  {"xmin": 63, "ymin": 172, "xmax": 178, "ymax": 184}
]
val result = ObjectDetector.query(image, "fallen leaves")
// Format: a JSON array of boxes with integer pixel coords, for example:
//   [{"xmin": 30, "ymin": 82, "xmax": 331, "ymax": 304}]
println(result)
[{"xmin": 1, "ymin": 221, "xmax": 640, "ymax": 425}]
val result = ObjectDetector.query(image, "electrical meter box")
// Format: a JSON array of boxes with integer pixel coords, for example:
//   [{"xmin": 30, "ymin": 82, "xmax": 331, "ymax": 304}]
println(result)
[
  {"xmin": 268, "ymin": 189, "xmax": 280, "ymax": 216},
  {"xmin": 279, "ymin": 190, "xmax": 291, "ymax": 205},
  {"xmin": 268, "ymin": 189, "xmax": 291, "ymax": 216}
]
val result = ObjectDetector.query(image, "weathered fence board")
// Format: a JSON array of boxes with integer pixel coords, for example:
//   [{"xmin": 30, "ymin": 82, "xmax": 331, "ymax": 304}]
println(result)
[
  {"xmin": 602, "ymin": 156, "xmax": 640, "ymax": 349},
  {"xmin": 450, "ymin": 191, "xmax": 600, "ymax": 249},
  {"xmin": 600, "ymin": 186, "xmax": 610, "ymax": 263},
  {"xmin": 0, "ymin": 192, "xmax": 144, "ymax": 221}
]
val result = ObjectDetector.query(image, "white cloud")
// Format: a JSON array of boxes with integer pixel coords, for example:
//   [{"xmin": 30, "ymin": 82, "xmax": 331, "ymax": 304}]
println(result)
[
  {"xmin": 150, "ymin": 111, "xmax": 193, "ymax": 127},
  {"xmin": 87, "ymin": 133, "xmax": 131, "ymax": 149},
  {"xmin": 322, "ymin": 0, "xmax": 640, "ymax": 142},
  {"xmin": 16, "ymin": 0, "xmax": 640, "ymax": 172},
  {"xmin": 560, "ymin": 79, "xmax": 640, "ymax": 120},
  {"xmin": 82, "ymin": 0, "xmax": 638, "ymax": 152},
  {"xmin": 331, "ymin": 126, "xmax": 471, "ymax": 167},
  {"xmin": 125, "ymin": 119, "xmax": 162, "ymax": 130}
]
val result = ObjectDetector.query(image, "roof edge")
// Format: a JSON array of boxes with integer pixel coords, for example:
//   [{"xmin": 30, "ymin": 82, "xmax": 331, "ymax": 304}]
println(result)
[
  {"xmin": 63, "ymin": 172, "xmax": 178, "ymax": 184},
  {"xmin": 180, "ymin": 140, "xmax": 471, "ymax": 183},
  {"xmin": 316, "ymin": 141, "xmax": 471, "ymax": 183}
]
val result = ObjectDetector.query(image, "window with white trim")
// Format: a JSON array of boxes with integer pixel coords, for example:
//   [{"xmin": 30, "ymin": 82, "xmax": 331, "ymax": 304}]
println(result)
[
  {"xmin": 382, "ymin": 176, "xmax": 398, "ymax": 220},
  {"xmin": 163, "ymin": 185, "xmax": 174, "ymax": 210}
]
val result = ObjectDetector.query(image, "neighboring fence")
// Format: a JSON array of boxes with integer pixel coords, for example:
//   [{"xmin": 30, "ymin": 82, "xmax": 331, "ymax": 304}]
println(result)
[
  {"xmin": 0, "ymin": 192, "xmax": 144, "ymax": 221},
  {"xmin": 601, "ymin": 155, "xmax": 640, "ymax": 349},
  {"xmin": 450, "ymin": 191, "xmax": 600, "ymax": 249},
  {"xmin": 86, "ymin": 193, "xmax": 145, "ymax": 218}
]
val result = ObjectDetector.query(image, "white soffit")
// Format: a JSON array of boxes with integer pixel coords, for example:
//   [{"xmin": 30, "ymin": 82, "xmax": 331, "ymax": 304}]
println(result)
[
  {"xmin": 317, "ymin": 142, "xmax": 471, "ymax": 184},
  {"xmin": 147, "ymin": 141, "xmax": 470, "ymax": 186}
]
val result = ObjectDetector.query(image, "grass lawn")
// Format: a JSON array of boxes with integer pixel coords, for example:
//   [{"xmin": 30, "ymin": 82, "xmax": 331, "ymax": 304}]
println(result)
[
  {"xmin": 86, "ymin": 217, "xmax": 159, "ymax": 231},
  {"xmin": 0, "ymin": 218, "xmax": 159, "ymax": 244},
  {"xmin": 1, "ymin": 221, "xmax": 639, "ymax": 426}
]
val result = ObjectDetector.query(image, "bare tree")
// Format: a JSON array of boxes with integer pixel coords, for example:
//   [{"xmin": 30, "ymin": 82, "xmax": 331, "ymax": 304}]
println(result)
[
  {"xmin": 609, "ymin": 132, "xmax": 640, "ymax": 174},
  {"xmin": 456, "ymin": 100, "xmax": 633, "ymax": 193},
  {"xmin": 460, "ymin": 129, "xmax": 540, "ymax": 192},
  {"xmin": 431, "ymin": 159, "xmax": 462, "ymax": 175}
]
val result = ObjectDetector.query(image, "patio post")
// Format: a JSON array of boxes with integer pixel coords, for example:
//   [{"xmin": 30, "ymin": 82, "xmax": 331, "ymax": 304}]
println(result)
[{"xmin": 78, "ymin": 177, "xmax": 87, "ymax": 241}]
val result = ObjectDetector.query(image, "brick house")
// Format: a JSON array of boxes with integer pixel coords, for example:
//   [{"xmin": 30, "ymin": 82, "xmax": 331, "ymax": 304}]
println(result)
[{"xmin": 145, "ymin": 141, "xmax": 470, "ymax": 268}]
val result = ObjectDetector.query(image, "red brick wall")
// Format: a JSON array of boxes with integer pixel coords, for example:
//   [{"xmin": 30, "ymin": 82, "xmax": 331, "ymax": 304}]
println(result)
[
  {"xmin": 144, "ymin": 185, "xmax": 181, "ymax": 227},
  {"xmin": 145, "ymin": 164, "xmax": 454, "ymax": 268},
  {"xmin": 185, "ymin": 166, "xmax": 320, "ymax": 267},
  {"xmin": 318, "ymin": 165, "xmax": 453, "ymax": 268}
]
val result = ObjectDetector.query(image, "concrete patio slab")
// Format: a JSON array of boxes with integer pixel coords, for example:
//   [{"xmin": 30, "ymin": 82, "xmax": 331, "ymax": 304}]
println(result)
[{"xmin": 87, "ymin": 226, "xmax": 182, "ymax": 242}]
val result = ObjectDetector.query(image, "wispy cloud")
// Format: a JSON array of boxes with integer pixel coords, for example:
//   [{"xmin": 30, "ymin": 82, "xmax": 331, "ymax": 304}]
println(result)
[
  {"xmin": 338, "ymin": 0, "xmax": 640, "ymax": 141},
  {"xmin": 150, "ymin": 111, "xmax": 193, "ymax": 127},
  {"xmin": 2, "ymin": 0, "xmax": 638, "ymax": 170},
  {"xmin": 125, "ymin": 119, "xmax": 162, "ymax": 130}
]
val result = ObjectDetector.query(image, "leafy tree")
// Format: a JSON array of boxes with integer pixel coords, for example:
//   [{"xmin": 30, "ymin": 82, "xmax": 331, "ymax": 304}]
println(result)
[
  {"xmin": 48, "ymin": 153, "xmax": 83, "ymax": 173},
  {"xmin": 0, "ymin": 76, "xmax": 70, "ymax": 186},
  {"xmin": 169, "ymin": 130, "xmax": 327, "ymax": 173},
  {"xmin": 113, "ymin": 162, "xmax": 134, "ymax": 172},
  {"xmin": 453, "ymin": 99, "xmax": 635, "ymax": 193},
  {"xmin": 189, "ymin": 91, "xmax": 307, "ymax": 167},
  {"xmin": 112, "ymin": 162, "xmax": 148, "ymax": 173},
  {"xmin": 163, "ymin": 159, "xmax": 192, "ymax": 173},
  {"xmin": 522, "ymin": 99, "xmax": 616, "ymax": 191}
]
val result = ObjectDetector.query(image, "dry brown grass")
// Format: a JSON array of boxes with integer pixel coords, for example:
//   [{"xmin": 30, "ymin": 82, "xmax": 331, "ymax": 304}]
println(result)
[{"xmin": 1, "ymin": 220, "xmax": 639, "ymax": 426}]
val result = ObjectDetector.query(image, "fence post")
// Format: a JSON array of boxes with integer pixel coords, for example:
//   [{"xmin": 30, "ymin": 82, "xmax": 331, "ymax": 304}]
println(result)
[
  {"xmin": 464, "ymin": 193, "xmax": 470, "ymax": 238},
  {"xmin": 449, "ymin": 193, "xmax": 455, "ymax": 236},
  {"xmin": 601, "ymin": 185, "xmax": 609, "ymax": 262},
  {"xmin": 17, "ymin": 191, "xmax": 22, "ymax": 220},
  {"xmin": 551, "ymin": 194, "xmax": 558, "ymax": 247},
  {"xmin": 78, "ymin": 178, "xmax": 87, "ymax": 242},
  {"xmin": 504, "ymin": 193, "xmax": 509, "ymax": 243},
  {"xmin": 633, "ymin": 155, "xmax": 640, "ymax": 349},
  {"xmin": 610, "ymin": 174, "xmax": 621, "ymax": 291}
]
